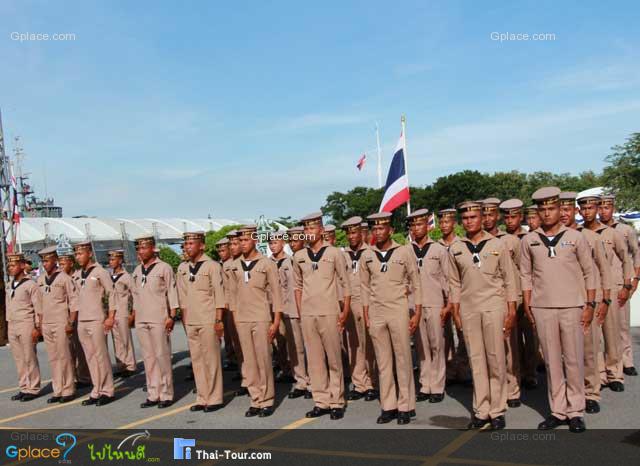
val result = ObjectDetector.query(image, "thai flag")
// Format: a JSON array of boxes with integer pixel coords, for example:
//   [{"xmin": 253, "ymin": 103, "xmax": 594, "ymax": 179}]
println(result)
[
  {"xmin": 379, "ymin": 132, "xmax": 410, "ymax": 212},
  {"xmin": 356, "ymin": 153, "xmax": 366, "ymax": 171},
  {"xmin": 428, "ymin": 213, "xmax": 435, "ymax": 229}
]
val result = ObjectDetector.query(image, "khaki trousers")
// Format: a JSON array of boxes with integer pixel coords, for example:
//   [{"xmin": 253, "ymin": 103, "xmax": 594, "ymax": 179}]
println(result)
[
  {"xmin": 600, "ymin": 295, "xmax": 623, "ymax": 384},
  {"xmin": 8, "ymin": 321, "xmax": 41, "ymax": 395},
  {"xmin": 620, "ymin": 299, "xmax": 634, "ymax": 369},
  {"xmin": 186, "ymin": 324, "xmax": 223, "ymax": 406},
  {"xmin": 282, "ymin": 316, "xmax": 309, "ymax": 390},
  {"xmin": 301, "ymin": 314, "xmax": 345, "ymax": 409},
  {"xmin": 583, "ymin": 320, "xmax": 601, "ymax": 402},
  {"xmin": 343, "ymin": 300, "xmax": 374, "ymax": 393},
  {"xmin": 78, "ymin": 320, "xmax": 114, "ymax": 398},
  {"xmin": 71, "ymin": 326, "xmax": 91, "ymax": 384},
  {"xmin": 461, "ymin": 306, "xmax": 507, "ymax": 420},
  {"xmin": 532, "ymin": 307, "xmax": 585, "ymax": 420},
  {"xmin": 236, "ymin": 321, "xmax": 275, "ymax": 408},
  {"xmin": 136, "ymin": 322, "xmax": 174, "ymax": 402},
  {"xmin": 505, "ymin": 323, "xmax": 521, "ymax": 400},
  {"xmin": 111, "ymin": 317, "xmax": 136, "ymax": 372},
  {"xmin": 369, "ymin": 310, "xmax": 415, "ymax": 412},
  {"xmin": 416, "ymin": 306, "xmax": 445, "ymax": 394},
  {"xmin": 42, "ymin": 322, "xmax": 75, "ymax": 397}
]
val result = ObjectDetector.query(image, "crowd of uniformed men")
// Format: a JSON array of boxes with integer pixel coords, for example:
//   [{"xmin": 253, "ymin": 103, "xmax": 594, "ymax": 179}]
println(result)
[{"xmin": 4, "ymin": 187, "xmax": 640, "ymax": 431}]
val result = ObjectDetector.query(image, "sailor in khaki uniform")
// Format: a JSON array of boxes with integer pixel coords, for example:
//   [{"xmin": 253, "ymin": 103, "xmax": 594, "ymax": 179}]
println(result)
[
  {"xmin": 107, "ymin": 250, "xmax": 137, "ymax": 378},
  {"xmin": 447, "ymin": 202, "xmax": 517, "ymax": 430},
  {"xmin": 131, "ymin": 236, "xmax": 180, "ymax": 409},
  {"xmin": 58, "ymin": 252, "xmax": 91, "ymax": 387},
  {"xmin": 177, "ymin": 232, "xmax": 226, "ymax": 412},
  {"xmin": 525, "ymin": 205, "xmax": 541, "ymax": 231},
  {"xmin": 227, "ymin": 225, "xmax": 282, "ymax": 417},
  {"xmin": 340, "ymin": 216, "xmax": 377, "ymax": 402},
  {"xmin": 572, "ymin": 194, "xmax": 613, "ymax": 414},
  {"xmin": 361, "ymin": 222, "xmax": 371, "ymax": 246},
  {"xmin": 287, "ymin": 226, "xmax": 306, "ymax": 253},
  {"xmin": 293, "ymin": 211, "xmax": 351, "ymax": 420},
  {"xmin": 72, "ymin": 241, "xmax": 116, "ymax": 406},
  {"xmin": 218, "ymin": 236, "xmax": 242, "ymax": 377},
  {"xmin": 6, "ymin": 253, "xmax": 42, "ymax": 402},
  {"xmin": 323, "ymin": 225, "xmax": 337, "ymax": 246},
  {"xmin": 599, "ymin": 194, "xmax": 640, "ymax": 378},
  {"xmin": 520, "ymin": 187, "xmax": 595, "ymax": 433},
  {"xmin": 360, "ymin": 212, "xmax": 421, "ymax": 425},
  {"xmin": 224, "ymin": 230, "xmax": 246, "ymax": 394},
  {"xmin": 36, "ymin": 246, "xmax": 78, "ymax": 403},
  {"xmin": 407, "ymin": 208, "xmax": 450, "ymax": 403},
  {"xmin": 269, "ymin": 231, "xmax": 311, "ymax": 399}
]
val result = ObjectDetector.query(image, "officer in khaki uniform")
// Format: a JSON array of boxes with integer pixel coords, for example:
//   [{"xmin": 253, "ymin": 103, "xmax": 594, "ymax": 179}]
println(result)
[
  {"xmin": 72, "ymin": 241, "xmax": 116, "ymax": 406},
  {"xmin": 340, "ymin": 216, "xmax": 377, "ymax": 402},
  {"xmin": 407, "ymin": 208, "xmax": 450, "ymax": 403},
  {"xmin": 360, "ymin": 212, "xmax": 421, "ymax": 425},
  {"xmin": 36, "ymin": 246, "xmax": 78, "ymax": 403},
  {"xmin": 520, "ymin": 187, "xmax": 596, "ymax": 433},
  {"xmin": 226, "ymin": 225, "xmax": 282, "ymax": 417},
  {"xmin": 107, "ymin": 250, "xmax": 137, "ymax": 378},
  {"xmin": 177, "ymin": 232, "xmax": 226, "ymax": 412},
  {"xmin": 6, "ymin": 253, "xmax": 42, "ymax": 402},
  {"xmin": 293, "ymin": 211, "xmax": 351, "ymax": 420},
  {"xmin": 131, "ymin": 235, "xmax": 180, "ymax": 409},
  {"xmin": 269, "ymin": 231, "xmax": 311, "ymax": 399},
  {"xmin": 599, "ymin": 194, "xmax": 640, "ymax": 377},
  {"xmin": 58, "ymin": 251, "xmax": 91, "ymax": 387},
  {"xmin": 447, "ymin": 201, "xmax": 517, "ymax": 430}
]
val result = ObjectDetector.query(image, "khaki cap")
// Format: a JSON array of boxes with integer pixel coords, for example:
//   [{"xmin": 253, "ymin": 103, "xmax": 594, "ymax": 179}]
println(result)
[
  {"xmin": 341, "ymin": 216, "xmax": 363, "ymax": 232},
  {"xmin": 134, "ymin": 235, "xmax": 155, "ymax": 247},
  {"xmin": 72, "ymin": 241, "xmax": 93, "ymax": 252},
  {"xmin": 531, "ymin": 187, "xmax": 561, "ymax": 205},
  {"xmin": 216, "ymin": 237, "xmax": 230, "ymax": 246},
  {"xmin": 457, "ymin": 201, "xmax": 483, "ymax": 212},
  {"xmin": 299, "ymin": 211, "xmax": 323, "ymax": 227},
  {"xmin": 7, "ymin": 253, "xmax": 25, "ymax": 263},
  {"xmin": 38, "ymin": 245, "xmax": 58, "ymax": 259},
  {"xmin": 367, "ymin": 212, "xmax": 392, "ymax": 226},
  {"xmin": 107, "ymin": 249, "xmax": 125, "ymax": 259},
  {"xmin": 499, "ymin": 199, "xmax": 524, "ymax": 214},
  {"xmin": 183, "ymin": 231, "xmax": 206, "ymax": 241},
  {"xmin": 559, "ymin": 191, "xmax": 577, "ymax": 206}
]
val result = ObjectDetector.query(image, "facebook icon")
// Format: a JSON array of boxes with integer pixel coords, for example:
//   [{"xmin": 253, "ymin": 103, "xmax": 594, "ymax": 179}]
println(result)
[{"xmin": 173, "ymin": 438, "xmax": 196, "ymax": 460}]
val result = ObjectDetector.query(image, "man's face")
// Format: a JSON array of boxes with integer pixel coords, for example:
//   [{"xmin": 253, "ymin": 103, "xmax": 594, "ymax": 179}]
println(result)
[
  {"xmin": 289, "ymin": 238, "xmax": 305, "ymax": 252},
  {"xmin": 74, "ymin": 249, "xmax": 92, "ymax": 267},
  {"xmin": 323, "ymin": 232, "xmax": 336, "ymax": 246},
  {"xmin": 217, "ymin": 244, "xmax": 230, "ymax": 261},
  {"xmin": 346, "ymin": 228, "xmax": 363, "ymax": 248},
  {"xmin": 361, "ymin": 228, "xmax": 370, "ymax": 243},
  {"xmin": 8, "ymin": 261, "xmax": 23, "ymax": 278},
  {"xmin": 539, "ymin": 203, "xmax": 561, "ymax": 228},
  {"xmin": 503, "ymin": 212, "xmax": 522, "ymax": 233},
  {"xmin": 137, "ymin": 243, "xmax": 155, "ymax": 262},
  {"xmin": 559, "ymin": 205, "xmax": 576, "ymax": 226},
  {"xmin": 268, "ymin": 239, "xmax": 285, "ymax": 256},
  {"xmin": 462, "ymin": 211, "xmax": 482, "ymax": 235},
  {"xmin": 42, "ymin": 256, "xmax": 58, "ymax": 275},
  {"xmin": 599, "ymin": 203, "xmax": 614, "ymax": 222},
  {"xmin": 304, "ymin": 224, "xmax": 323, "ymax": 244},
  {"xmin": 482, "ymin": 209, "xmax": 499, "ymax": 231},
  {"xmin": 59, "ymin": 257, "xmax": 74, "ymax": 274},
  {"xmin": 411, "ymin": 218, "xmax": 429, "ymax": 241},
  {"xmin": 229, "ymin": 238, "xmax": 241, "ymax": 257},
  {"xmin": 526, "ymin": 213, "xmax": 541, "ymax": 230},
  {"xmin": 184, "ymin": 238, "xmax": 204, "ymax": 261},
  {"xmin": 372, "ymin": 224, "xmax": 392, "ymax": 244},
  {"xmin": 239, "ymin": 235, "xmax": 256, "ymax": 255},
  {"xmin": 579, "ymin": 203, "xmax": 598, "ymax": 223},
  {"xmin": 108, "ymin": 256, "xmax": 123, "ymax": 271},
  {"xmin": 439, "ymin": 216, "xmax": 455, "ymax": 236}
]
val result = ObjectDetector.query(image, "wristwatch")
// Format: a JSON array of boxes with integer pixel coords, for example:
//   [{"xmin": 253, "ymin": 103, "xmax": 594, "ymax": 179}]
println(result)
[
  {"xmin": 586, "ymin": 301, "xmax": 596, "ymax": 309},
  {"xmin": 623, "ymin": 284, "xmax": 633, "ymax": 291},
  {"xmin": 602, "ymin": 298, "xmax": 612, "ymax": 306}
]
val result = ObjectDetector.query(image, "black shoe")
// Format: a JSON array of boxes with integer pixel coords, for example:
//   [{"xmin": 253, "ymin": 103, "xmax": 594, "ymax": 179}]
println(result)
[
  {"xmin": 585, "ymin": 400, "xmax": 600, "ymax": 414},
  {"xmin": 467, "ymin": 416, "xmax": 491, "ymax": 430},
  {"xmin": 304, "ymin": 390, "xmax": 313, "ymax": 399},
  {"xmin": 623, "ymin": 366, "xmax": 638, "ymax": 376},
  {"xmin": 158, "ymin": 400, "xmax": 173, "ymax": 409},
  {"xmin": 204, "ymin": 404, "xmax": 224, "ymax": 413},
  {"xmin": 234, "ymin": 387, "xmax": 249, "ymax": 397},
  {"xmin": 347, "ymin": 390, "xmax": 365, "ymax": 401},
  {"xmin": 609, "ymin": 381, "xmax": 625, "ymax": 392},
  {"xmin": 75, "ymin": 381, "xmax": 91, "ymax": 389},
  {"xmin": 569, "ymin": 417, "xmax": 586, "ymax": 433},
  {"xmin": 140, "ymin": 399, "xmax": 159, "ymax": 408},
  {"xmin": 416, "ymin": 392, "xmax": 430, "ymax": 402},
  {"xmin": 11, "ymin": 392, "xmax": 25, "ymax": 401},
  {"xmin": 330, "ymin": 408, "xmax": 344, "ymax": 420},
  {"xmin": 523, "ymin": 378, "xmax": 538, "ymax": 390},
  {"xmin": 20, "ymin": 393, "xmax": 38, "ymax": 402},
  {"xmin": 491, "ymin": 416, "xmax": 506, "ymax": 430},
  {"xmin": 190, "ymin": 404, "xmax": 205, "ymax": 412},
  {"xmin": 245, "ymin": 407, "xmax": 260, "ymax": 417},
  {"xmin": 96, "ymin": 395, "xmax": 115, "ymax": 406},
  {"xmin": 376, "ymin": 409, "xmax": 398, "ymax": 424},
  {"xmin": 47, "ymin": 396, "xmax": 62, "ymax": 404},
  {"xmin": 364, "ymin": 389, "xmax": 379, "ymax": 401},
  {"xmin": 288, "ymin": 388, "xmax": 307, "ymax": 399},
  {"xmin": 60, "ymin": 395, "xmax": 75, "ymax": 403},
  {"xmin": 259, "ymin": 407, "xmax": 274, "ymax": 417},
  {"xmin": 429, "ymin": 393, "xmax": 444, "ymax": 403},
  {"xmin": 538, "ymin": 415, "xmax": 565, "ymax": 430},
  {"xmin": 409, "ymin": 409, "xmax": 416, "ymax": 418},
  {"xmin": 82, "ymin": 397, "xmax": 99, "ymax": 406},
  {"xmin": 306, "ymin": 406, "xmax": 330, "ymax": 418},
  {"xmin": 397, "ymin": 411, "xmax": 411, "ymax": 425},
  {"xmin": 507, "ymin": 399, "xmax": 521, "ymax": 408}
]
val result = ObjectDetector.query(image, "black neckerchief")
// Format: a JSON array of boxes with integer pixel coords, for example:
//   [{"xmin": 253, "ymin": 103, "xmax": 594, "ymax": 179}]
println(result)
[
  {"xmin": 80, "ymin": 266, "xmax": 96, "ymax": 288},
  {"xmin": 111, "ymin": 272, "xmax": 124, "ymax": 284},
  {"xmin": 10, "ymin": 278, "xmax": 30, "ymax": 298},
  {"xmin": 140, "ymin": 262, "xmax": 157, "ymax": 287},
  {"xmin": 241, "ymin": 259, "xmax": 259, "ymax": 283},
  {"xmin": 412, "ymin": 242, "xmax": 432, "ymax": 268},
  {"xmin": 188, "ymin": 261, "xmax": 204, "ymax": 282},
  {"xmin": 276, "ymin": 258, "xmax": 286, "ymax": 270},
  {"xmin": 44, "ymin": 272, "xmax": 60, "ymax": 294},
  {"xmin": 307, "ymin": 246, "xmax": 327, "ymax": 271},
  {"xmin": 464, "ymin": 239, "xmax": 490, "ymax": 267},
  {"xmin": 537, "ymin": 230, "xmax": 567, "ymax": 258},
  {"xmin": 347, "ymin": 248, "xmax": 365, "ymax": 273},
  {"xmin": 374, "ymin": 247, "xmax": 396, "ymax": 273}
]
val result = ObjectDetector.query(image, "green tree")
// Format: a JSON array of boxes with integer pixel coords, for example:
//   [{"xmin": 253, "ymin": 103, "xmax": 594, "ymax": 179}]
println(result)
[
  {"xmin": 159, "ymin": 246, "xmax": 181, "ymax": 272},
  {"xmin": 205, "ymin": 224, "xmax": 243, "ymax": 260},
  {"xmin": 601, "ymin": 132, "xmax": 640, "ymax": 211}
]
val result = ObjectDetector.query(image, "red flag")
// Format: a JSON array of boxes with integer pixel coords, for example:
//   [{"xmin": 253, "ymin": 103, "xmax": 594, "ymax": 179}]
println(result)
[{"xmin": 356, "ymin": 153, "xmax": 366, "ymax": 171}]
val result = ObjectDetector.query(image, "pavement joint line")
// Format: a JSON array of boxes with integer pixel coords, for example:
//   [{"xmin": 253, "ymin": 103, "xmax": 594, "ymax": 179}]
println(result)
[
  {"xmin": 440, "ymin": 458, "xmax": 555, "ymax": 466},
  {"xmin": 422, "ymin": 429, "xmax": 478, "ymax": 466}
]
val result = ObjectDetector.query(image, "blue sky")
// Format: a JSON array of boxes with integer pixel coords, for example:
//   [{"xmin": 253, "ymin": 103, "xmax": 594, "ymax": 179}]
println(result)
[{"xmin": 1, "ymin": 0, "xmax": 638, "ymax": 220}]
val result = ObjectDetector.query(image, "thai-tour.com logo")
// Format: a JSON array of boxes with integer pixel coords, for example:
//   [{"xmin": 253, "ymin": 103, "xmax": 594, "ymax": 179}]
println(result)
[
  {"xmin": 87, "ymin": 431, "xmax": 159, "ymax": 462},
  {"xmin": 173, "ymin": 437, "xmax": 272, "ymax": 461},
  {"xmin": 5, "ymin": 432, "xmax": 76, "ymax": 462}
]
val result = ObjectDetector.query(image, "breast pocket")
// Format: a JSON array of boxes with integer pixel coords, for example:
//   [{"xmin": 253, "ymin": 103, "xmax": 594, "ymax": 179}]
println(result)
[
  {"xmin": 148, "ymin": 275, "xmax": 166, "ymax": 293},
  {"xmin": 318, "ymin": 258, "xmax": 336, "ymax": 280},
  {"xmin": 427, "ymin": 257, "xmax": 442, "ymax": 277},
  {"xmin": 480, "ymin": 253, "xmax": 500, "ymax": 276},
  {"xmin": 388, "ymin": 259, "xmax": 406, "ymax": 284},
  {"xmin": 250, "ymin": 269, "xmax": 267, "ymax": 289},
  {"xmin": 195, "ymin": 272, "xmax": 211, "ymax": 292}
]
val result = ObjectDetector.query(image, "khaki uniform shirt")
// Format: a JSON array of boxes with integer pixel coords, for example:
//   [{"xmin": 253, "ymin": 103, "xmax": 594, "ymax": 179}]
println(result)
[
  {"xmin": 605, "ymin": 223, "xmax": 637, "ymax": 285},
  {"xmin": 499, "ymin": 229, "xmax": 527, "ymax": 296},
  {"xmin": 37, "ymin": 271, "xmax": 78, "ymax": 324},
  {"xmin": 176, "ymin": 255, "xmax": 225, "ymax": 325},
  {"xmin": 272, "ymin": 256, "xmax": 298, "ymax": 318},
  {"xmin": 447, "ymin": 231, "xmax": 518, "ymax": 310},
  {"xmin": 6, "ymin": 277, "xmax": 42, "ymax": 323},
  {"xmin": 341, "ymin": 243, "xmax": 369, "ymax": 303},
  {"xmin": 131, "ymin": 259, "xmax": 179, "ymax": 324},
  {"xmin": 360, "ymin": 241, "xmax": 422, "ymax": 317},
  {"xmin": 110, "ymin": 271, "xmax": 133, "ymax": 319},
  {"xmin": 577, "ymin": 226, "xmax": 612, "ymax": 300},
  {"xmin": 410, "ymin": 238, "xmax": 450, "ymax": 308},
  {"xmin": 222, "ymin": 259, "xmax": 237, "ymax": 311},
  {"xmin": 611, "ymin": 221, "xmax": 640, "ymax": 268},
  {"xmin": 520, "ymin": 225, "xmax": 595, "ymax": 308},
  {"xmin": 227, "ymin": 254, "xmax": 282, "ymax": 323},
  {"xmin": 292, "ymin": 241, "xmax": 351, "ymax": 316},
  {"xmin": 438, "ymin": 236, "xmax": 460, "ymax": 252},
  {"xmin": 72, "ymin": 264, "xmax": 114, "ymax": 322}
]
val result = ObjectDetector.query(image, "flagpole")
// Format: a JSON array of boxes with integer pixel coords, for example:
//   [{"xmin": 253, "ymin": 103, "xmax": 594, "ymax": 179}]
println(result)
[
  {"xmin": 375, "ymin": 122, "xmax": 383, "ymax": 189},
  {"xmin": 401, "ymin": 115, "xmax": 411, "ymax": 216}
]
